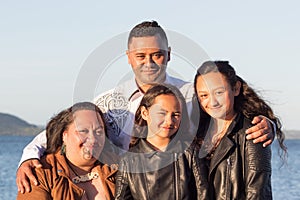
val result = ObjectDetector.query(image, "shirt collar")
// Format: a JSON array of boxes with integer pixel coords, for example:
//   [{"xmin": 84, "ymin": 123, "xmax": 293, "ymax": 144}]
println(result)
[
  {"xmin": 126, "ymin": 73, "xmax": 180, "ymax": 100},
  {"xmin": 113, "ymin": 73, "xmax": 186, "ymax": 101}
]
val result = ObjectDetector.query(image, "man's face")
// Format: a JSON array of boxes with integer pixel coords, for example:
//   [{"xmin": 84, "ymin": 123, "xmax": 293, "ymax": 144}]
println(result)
[{"xmin": 127, "ymin": 34, "xmax": 170, "ymax": 88}]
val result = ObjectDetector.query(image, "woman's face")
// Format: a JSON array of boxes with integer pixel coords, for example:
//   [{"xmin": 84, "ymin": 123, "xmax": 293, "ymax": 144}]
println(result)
[
  {"xmin": 63, "ymin": 110, "xmax": 105, "ymax": 166},
  {"xmin": 141, "ymin": 94, "xmax": 182, "ymax": 141},
  {"xmin": 196, "ymin": 72, "xmax": 240, "ymax": 120}
]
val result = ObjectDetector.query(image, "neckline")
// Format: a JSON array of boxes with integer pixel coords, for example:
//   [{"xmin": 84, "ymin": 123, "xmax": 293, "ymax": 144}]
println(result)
[{"xmin": 65, "ymin": 157, "xmax": 99, "ymax": 184}]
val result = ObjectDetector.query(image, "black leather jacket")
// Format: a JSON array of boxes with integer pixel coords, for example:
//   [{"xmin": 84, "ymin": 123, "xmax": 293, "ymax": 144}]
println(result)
[
  {"xmin": 197, "ymin": 113, "xmax": 272, "ymax": 200},
  {"xmin": 115, "ymin": 138, "xmax": 205, "ymax": 200}
]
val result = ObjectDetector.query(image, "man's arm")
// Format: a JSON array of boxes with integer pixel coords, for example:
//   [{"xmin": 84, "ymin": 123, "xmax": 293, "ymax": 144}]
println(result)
[
  {"xmin": 18, "ymin": 130, "xmax": 47, "ymax": 166},
  {"xmin": 245, "ymin": 115, "xmax": 275, "ymax": 147},
  {"xmin": 16, "ymin": 130, "xmax": 47, "ymax": 193}
]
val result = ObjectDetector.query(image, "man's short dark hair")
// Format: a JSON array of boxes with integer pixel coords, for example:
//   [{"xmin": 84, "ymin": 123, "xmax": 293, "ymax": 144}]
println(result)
[{"xmin": 127, "ymin": 20, "xmax": 168, "ymax": 48}]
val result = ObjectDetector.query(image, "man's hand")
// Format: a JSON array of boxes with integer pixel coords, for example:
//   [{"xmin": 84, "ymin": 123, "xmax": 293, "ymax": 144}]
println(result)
[
  {"xmin": 245, "ymin": 115, "xmax": 275, "ymax": 147},
  {"xmin": 16, "ymin": 159, "xmax": 42, "ymax": 193}
]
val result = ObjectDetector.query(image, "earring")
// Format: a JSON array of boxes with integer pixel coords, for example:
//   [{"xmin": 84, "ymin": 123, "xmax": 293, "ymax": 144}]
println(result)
[{"xmin": 61, "ymin": 143, "xmax": 66, "ymax": 155}]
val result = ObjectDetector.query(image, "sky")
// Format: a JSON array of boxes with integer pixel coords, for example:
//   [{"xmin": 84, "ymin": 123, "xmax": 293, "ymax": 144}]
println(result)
[{"xmin": 0, "ymin": 1, "xmax": 299, "ymax": 130}]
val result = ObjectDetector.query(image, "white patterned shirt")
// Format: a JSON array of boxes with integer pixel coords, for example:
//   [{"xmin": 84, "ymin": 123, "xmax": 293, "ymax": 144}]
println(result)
[{"xmin": 18, "ymin": 74, "xmax": 196, "ymax": 165}]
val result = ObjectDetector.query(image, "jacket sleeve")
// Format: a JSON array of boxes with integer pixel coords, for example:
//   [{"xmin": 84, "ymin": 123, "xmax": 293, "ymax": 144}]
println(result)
[
  {"xmin": 244, "ymin": 138, "xmax": 272, "ymax": 199},
  {"xmin": 114, "ymin": 159, "xmax": 134, "ymax": 200}
]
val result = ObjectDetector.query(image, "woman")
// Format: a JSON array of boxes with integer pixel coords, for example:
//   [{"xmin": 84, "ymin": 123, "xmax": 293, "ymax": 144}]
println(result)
[
  {"xmin": 115, "ymin": 84, "xmax": 203, "ymax": 200},
  {"xmin": 17, "ymin": 102, "xmax": 117, "ymax": 200},
  {"xmin": 193, "ymin": 61, "xmax": 287, "ymax": 199}
]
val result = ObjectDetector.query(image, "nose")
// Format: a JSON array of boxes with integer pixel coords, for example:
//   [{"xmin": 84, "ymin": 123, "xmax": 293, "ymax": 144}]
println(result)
[
  {"xmin": 144, "ymin": 55, "xmax": 154, "ymax": 66},
  {"xmin": 165, "ymin": 114, "xmax": 174, "ymax": 125},
  {"xmin": 209, "ymin": 94, "xmax": 219, "ymax": 107},
  {"xmin": 86, "ymin": 130, "xmax": 97, "ymax": 144}
]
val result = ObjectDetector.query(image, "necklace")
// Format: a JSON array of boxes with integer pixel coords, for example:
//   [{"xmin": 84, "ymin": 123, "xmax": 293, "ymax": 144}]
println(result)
[
  {"xmin": 71, "ymin": 171, "xmax": 99, "ymax": 184},
  {"xmin": 66, "ymin": 158, "xmax": 99, "ymax": 184}
]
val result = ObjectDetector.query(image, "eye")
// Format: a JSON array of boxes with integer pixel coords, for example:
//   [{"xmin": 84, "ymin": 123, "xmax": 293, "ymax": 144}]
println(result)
[
  {"xmin": 95, "ymin": 127, "xmax": 105, "ymax": 136},
  {"xmin": 172, "ymin": 113, "xmax": 181, "ymax": 119},
  {"xmin": 152, "ymin": 52, "xmax": 163, "ymax": 59},
  {"xmin": 198, "ymin": 94, "xmax": 208, "ymax": 99},
  {"xmin": 157, "ymin": 112, "xmax": 166, "ymax": 116},
  {"xmin": 135, "ymin": 54, "xmax": 145, "ymax": 60},
  {"xmin": 77, "ymin": 129, "xmax": 89, "ymax": 134},
  {"xmin": 215, "ymin": 89, "xmax": 225, "ymax": 96}
]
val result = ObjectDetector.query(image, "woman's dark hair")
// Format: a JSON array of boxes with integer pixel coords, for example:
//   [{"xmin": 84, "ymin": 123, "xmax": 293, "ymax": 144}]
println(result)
[
  {"xmin": 193, "ymin": 60, "xmax": 287, "ymax": 159},
  {"xmin": 130, "ymin": 83, "xmax": 189, "ymax": 147},
  {"xmin": 45, "ymin": 102, "xmax": 107, "ymax": 154}
]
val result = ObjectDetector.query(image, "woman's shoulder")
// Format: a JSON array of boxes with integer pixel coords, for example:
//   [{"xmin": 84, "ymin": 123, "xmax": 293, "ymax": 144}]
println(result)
[
  {"xmin": 128, "ymin": 138, "xmax": 148, "ymax": 153},
  {"xmin": 29, "ymin": 154, "xmax": 59, "ymax": 192},
  {"xmin": 40, "ymin": 152, "xmax": 65, "ymax": 169},
  {"xmin": 232, "ymin": 114, "xmax": 253, "ymax": 136},
  {"xmin": 37, "ymin": 152, "xmax": 70, "ymax": 181}
]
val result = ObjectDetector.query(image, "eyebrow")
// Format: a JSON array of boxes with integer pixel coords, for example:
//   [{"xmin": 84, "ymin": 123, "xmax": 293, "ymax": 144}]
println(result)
[
  {"xmin": 75, "ymin": 124, "xmax": 104, "ymax": 130},
  {"xmin": 133, "ymin": 49, "xmax": 166, "ymax": 54},
  {"xmin": 95, "ymin": 125, "xmax": 104, "ymax": 129},
  {"xmin": 198, "ymin": 86, "xmax": 226, "ymax": 93},
  {"xmin": 158, "ymin": 108, "xmax": 181, "ymax": 113}
]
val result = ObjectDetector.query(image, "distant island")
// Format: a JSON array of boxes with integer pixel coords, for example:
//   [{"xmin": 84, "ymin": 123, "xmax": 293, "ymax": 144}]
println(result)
[
  {"xmin": 282, "ymin": 129, "xmax": 300, "ymax": 140},
  {"xmin": 0, "ymin": 112, "xmax": 43, "ymax": 136},
  {"xmin": 0, "ymin": 112, "xmax": 299, "ymax": 139}
]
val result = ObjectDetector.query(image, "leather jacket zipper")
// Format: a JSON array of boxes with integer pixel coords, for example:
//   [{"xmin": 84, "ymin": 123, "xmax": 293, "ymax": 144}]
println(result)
[
  {"xmin": 226, "ymin": 158, "xmax": 232, "ymax": 200},
  {"xmin": 174, "ymin": 153, "xmax": 179, "ymax": 199}
]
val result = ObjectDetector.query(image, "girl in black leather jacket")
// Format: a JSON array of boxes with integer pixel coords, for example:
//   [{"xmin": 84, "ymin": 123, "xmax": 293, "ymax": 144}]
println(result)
[
  {"xmin": 193, "ymin": 61, "xmax": 287, "ymax": 199},
  {"xmin": 115, "ymin": 84, "xmax": 204, "ymax": 200}
]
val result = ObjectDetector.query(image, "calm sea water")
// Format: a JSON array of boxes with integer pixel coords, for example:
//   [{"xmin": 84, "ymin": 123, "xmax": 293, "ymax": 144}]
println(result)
[{"xmin": 0, "ymin": 136, "xmax": 299, "ymax": 200}]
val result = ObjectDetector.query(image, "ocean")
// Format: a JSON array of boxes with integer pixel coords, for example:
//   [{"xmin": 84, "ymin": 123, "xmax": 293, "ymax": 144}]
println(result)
[{"xmin": 0, "ymin": 136, "xmax": 299, "ymax": 199}]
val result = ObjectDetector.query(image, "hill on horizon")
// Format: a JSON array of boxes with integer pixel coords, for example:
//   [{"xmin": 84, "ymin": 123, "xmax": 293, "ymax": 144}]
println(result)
[
  {"xmin": 0, "ymin": 112, "xmax": 299, "ymax": 139},
  {"xmin": 0, "ymin": 112, "xmax": 43, "ymax": 136}
]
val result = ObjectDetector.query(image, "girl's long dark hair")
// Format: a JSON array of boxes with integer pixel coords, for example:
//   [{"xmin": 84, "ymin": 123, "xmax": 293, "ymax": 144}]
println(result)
[{"xmin": 193, "ymin": 61, "xmax": 287, "ymax": 160}]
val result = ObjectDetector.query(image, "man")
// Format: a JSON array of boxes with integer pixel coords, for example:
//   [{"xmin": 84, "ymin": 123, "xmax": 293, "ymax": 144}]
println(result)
[{"xmin": 16, "ymin": 20, "xmax": 274, "ymax": 193}]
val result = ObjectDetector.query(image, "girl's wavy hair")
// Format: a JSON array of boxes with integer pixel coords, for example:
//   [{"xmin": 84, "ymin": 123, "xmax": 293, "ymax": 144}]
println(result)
[
  {"xmin": 45, "ymin": 102, "xmax": 107, "ymax": 154},
  {"xmin": 130, "ymin": 83, "xmax": 190, "ymax": 147},
  {"xmin": 193, "ymin": 60, "xmax": 287, "ymax": 160}
]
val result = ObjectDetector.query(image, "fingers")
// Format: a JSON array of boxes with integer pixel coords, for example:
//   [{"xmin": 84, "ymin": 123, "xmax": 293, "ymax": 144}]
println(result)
[
  {"xmin": 245, "ymin": 115, "xmax": 273, "ymax": 147},
  {"xmin": 16, "ymin": 167, "xmax": 32, "ymax": 193},
  {"xmin": 16, "ymin": 159, "xmax": 40, "ymax": 193},
  {"xmin": 245, "ymin": 121, "xmax": 268, "ymax": 138},
  {"xmin": 251, "ymin": 115, "xmax": 264, "ymax": 125},
  {"xmin": 16, "ymin": 169, "xmax": 25, "ymax": 194},
  {"xmin": 32, "ymin": 159, "xmax": 42, "ymax": 168},
  {"xmin": 246, "ymin": 128, "xmax": 269, "ymax": 141},
  {"xmin": 251, "ymin": 115, "xmax": 266, "ymax": 124},
  {"xmin": 21, "ymin": 177, "xmax": 32, "ymax": 193},
  {"xmin": 252, "ymin": 133, "xmax": 270, "ymax": 144},
  {"xmin": 263, "ymin": 139, "xmax": 272, "ymax": 148}
]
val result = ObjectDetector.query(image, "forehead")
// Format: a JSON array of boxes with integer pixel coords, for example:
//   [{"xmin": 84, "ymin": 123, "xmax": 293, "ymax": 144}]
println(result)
[
  {"xmin": 128, "ymin": 35, "xmax": 168, "ymax": 52},
  {"xmin": 151, "ymin": 94, "xmax": 181, "ymax": 110},
  {"xmin": 72, "ymin": 110, "xmax": 103, "ymax": 125},
  {"xmin": 196, "ymin": 72, "xmax": 228, "ymax": 90}
]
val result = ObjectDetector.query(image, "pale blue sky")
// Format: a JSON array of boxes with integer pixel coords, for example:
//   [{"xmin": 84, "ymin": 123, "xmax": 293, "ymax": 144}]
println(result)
[{"xmin": 0, "ymin": 1, "xmax": 299, "ymax": 130}]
